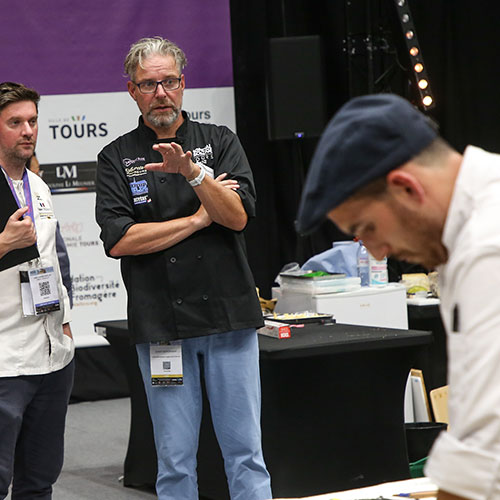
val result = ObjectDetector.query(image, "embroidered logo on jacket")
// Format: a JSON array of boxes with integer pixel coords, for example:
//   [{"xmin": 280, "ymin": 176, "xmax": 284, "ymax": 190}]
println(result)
[
  {"xmin": 123, "ymin": 158, "xmax": 150, "ymax": 204},
  {"xmin": 123, "ymin": 157, "xmax": 146, "ymax": 167},
  {"xmin": 125, "ymin": 165, "xmax": 148, "ymax": 178},
  {"xmin": 130, "ymin": 180, "xmax": 150, "ymax": 205},
  {"xmin": 130, "ymin": 180, "xmax": 148, "ymax": 196},
  {"xmin": 192, "ymin": 144, "xmax": 213, "ymax": 165}
]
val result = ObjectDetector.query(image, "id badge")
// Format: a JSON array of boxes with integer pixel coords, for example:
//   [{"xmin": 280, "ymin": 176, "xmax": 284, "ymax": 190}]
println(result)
[
  {"xmin": 20, "ymin": 270, "xmax": 35, "ymax": 316},
  {"xmin": 150, "ymin": 341, "xmax": 183, "ymax": 386},
  {"xmin": 23, "ymin": 266, "xmax": 61, "ymax": 316}
]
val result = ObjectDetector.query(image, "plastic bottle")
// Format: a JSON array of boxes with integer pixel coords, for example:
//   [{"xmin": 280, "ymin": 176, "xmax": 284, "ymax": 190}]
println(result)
[
  {"xmin": 369, "ymin": 254, "xmax": 388, "ymax": 285},
  {"xmin": 357, "ymin": 241, "xmax": 370, "ymax": 286}
]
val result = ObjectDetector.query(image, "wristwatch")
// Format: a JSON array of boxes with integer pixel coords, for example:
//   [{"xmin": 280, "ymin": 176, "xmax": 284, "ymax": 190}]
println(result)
[{"xmin": 187, "ymin": 163, "xmax": 206, "ymax": 187}]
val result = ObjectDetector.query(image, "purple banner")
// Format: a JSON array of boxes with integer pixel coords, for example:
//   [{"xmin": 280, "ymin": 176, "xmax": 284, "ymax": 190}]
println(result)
[{"xmin": 0, "ymin": 0, "xmax": 233, "ymax": 95}]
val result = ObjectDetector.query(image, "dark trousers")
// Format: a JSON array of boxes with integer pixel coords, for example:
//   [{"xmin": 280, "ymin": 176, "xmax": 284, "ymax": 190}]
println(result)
[{"xmin": 0, "ymin": 360, "xmax": 74, "ymax": 500}]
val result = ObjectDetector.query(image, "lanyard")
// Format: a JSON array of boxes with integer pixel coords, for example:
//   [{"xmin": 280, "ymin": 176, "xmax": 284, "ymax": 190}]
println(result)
[{"xmin": 1, "ymin": 166, "xmax": 35, "ymax": 225}]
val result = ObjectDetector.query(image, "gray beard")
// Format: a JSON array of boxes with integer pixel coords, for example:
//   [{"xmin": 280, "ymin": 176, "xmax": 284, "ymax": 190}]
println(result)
[{"xmin": 146, "ymin": 107, "xmax": 180, "ymax": 129}]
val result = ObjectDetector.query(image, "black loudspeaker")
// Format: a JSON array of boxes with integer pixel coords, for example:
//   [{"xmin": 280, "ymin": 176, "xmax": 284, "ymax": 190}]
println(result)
[{"xmin": 266, "ymin": 35, "xmax": 327, "ymax": 141}]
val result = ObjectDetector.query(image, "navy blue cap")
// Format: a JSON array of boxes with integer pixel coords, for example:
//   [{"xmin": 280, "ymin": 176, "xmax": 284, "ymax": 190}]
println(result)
[{"xmin": 296, "ymin": 93, "xmax": 438, "ymax": 235}]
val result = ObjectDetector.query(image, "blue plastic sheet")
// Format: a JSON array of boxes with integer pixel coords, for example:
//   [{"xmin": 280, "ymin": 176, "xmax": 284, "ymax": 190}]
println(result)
[{"xmin": 301, "ymin": 241, "xmax": 360, "ymax": 277}]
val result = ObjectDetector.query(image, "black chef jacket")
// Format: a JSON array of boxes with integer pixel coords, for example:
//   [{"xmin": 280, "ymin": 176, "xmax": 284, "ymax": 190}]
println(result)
[{"xmin": 95, "ymin": 113, "xmax": 263, "ymax": 344}]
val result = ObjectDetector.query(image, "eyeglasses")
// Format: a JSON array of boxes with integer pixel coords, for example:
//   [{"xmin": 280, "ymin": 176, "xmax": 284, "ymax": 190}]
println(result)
[{"xmin": 133, "ymin": 77, "xmax": 182, "ymax": 94}]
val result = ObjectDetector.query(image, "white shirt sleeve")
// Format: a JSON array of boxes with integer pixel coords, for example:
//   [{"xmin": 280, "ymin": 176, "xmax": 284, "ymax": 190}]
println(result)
[{"xmin": 425, "ymin": 248, "xmax": 500, "ymax": 498}]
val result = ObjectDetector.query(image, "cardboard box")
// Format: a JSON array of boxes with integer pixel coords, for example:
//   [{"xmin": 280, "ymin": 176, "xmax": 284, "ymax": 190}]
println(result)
[{"xmin": 258, "ymin": 320, "xmax": 291, "ymax": 339}]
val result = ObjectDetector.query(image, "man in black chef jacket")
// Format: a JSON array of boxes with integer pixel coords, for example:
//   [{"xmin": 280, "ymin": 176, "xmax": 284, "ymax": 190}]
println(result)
[{"xmin": 95, "ymin": 36, "xmax": 272, "ymax": 500}]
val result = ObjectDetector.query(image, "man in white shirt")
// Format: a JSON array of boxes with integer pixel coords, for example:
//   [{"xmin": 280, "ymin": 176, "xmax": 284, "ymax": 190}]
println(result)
[
  {"xmin": 0, "ymin": 82, "xmax": 74, "ymax": 500},
  {"xmin": 296, "ymin": 93, "xmax": 500, "ymax": 500}
]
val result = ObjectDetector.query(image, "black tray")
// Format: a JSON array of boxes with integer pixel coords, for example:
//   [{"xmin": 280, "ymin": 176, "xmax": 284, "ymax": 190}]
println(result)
[{"xmin": 264, "ymin": 314, "xmax": 335, "ymax": 325}]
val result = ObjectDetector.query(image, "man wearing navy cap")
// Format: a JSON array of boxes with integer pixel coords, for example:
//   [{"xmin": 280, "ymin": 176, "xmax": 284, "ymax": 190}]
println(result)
[{"xmin": 297, "ymin": 93, "xmax": 500, "ymax": 500}]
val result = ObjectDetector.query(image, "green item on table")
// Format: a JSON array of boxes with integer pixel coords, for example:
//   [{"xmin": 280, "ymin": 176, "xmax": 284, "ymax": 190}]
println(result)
[{"xmin": 409, "ymin": 456, "xmax": 428, "ymax": 478}]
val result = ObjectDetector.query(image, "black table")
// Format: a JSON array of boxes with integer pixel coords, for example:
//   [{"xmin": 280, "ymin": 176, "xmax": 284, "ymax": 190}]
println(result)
[{"xmin": 95, "ymin": 320, "xmax": 432, "ymax": 499}]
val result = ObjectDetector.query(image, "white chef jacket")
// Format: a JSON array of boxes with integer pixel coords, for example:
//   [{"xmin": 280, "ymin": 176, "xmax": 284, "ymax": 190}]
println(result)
[
  {"xmin": 0, "ymin": 169, "xmax": 73, "ymax": 377},
  {"xmin": 425, "ymin": 146, "xmax": 500, "ymax": 498}
]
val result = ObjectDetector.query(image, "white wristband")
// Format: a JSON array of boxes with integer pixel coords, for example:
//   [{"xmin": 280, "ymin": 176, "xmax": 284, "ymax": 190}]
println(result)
[{"xmin": 187, "ymin": 164, "xmax": 206, "ymax": 187}]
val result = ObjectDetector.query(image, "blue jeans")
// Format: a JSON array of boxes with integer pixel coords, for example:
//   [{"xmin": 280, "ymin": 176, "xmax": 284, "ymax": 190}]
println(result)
[{"xmin": 136, "ymin": 329, "xmax": 272, "ymax": 500}]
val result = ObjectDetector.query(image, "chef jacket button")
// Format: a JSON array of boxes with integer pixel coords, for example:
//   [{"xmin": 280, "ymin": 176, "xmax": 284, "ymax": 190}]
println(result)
[
  {"xmin": 197, "ymin": 255, "xmax": 202, "ymax": 260},
  {"xmin": 160, "ymin": 177, "xmax": 166, "ymax": 183},
  {"xmin": 176, "ymin": 298, "xmax": 183, "ymax": 305},
  {"xmin": 170, "ymin": 257, "xmax": 176, "ymax": 263},
  {"xmin": 202, "ymin": 295, "xmax": 208, "ymax": 301}
]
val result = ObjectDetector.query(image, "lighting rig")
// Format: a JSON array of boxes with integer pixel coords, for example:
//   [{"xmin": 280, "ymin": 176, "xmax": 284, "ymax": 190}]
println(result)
[
  {"xmin": 345, "ymin": 0, "xmax": 435, "ymax": 111},
  {"xmin": 393, "ymin": 0, "xmax": 435, "ymax": 109}
]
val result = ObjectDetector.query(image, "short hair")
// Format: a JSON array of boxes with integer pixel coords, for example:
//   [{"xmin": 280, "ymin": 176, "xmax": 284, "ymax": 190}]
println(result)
[
  {"xmin": 350, "ymin": 137, "xmax": 454, "ymax": 201},
  {"xmin": 411, "ymin": 136, "xmax": 454, "ymax": 167},
  {"xmin": 0, "ymin": 82, "xmax": 40, "ymax": 113},
  {"xmin": 124, "ymin": 36, "xmax": 188, "ymax": 81}
]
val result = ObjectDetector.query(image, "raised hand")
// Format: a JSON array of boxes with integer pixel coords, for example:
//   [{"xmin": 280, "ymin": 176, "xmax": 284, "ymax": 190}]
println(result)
[{"xmin": 145, "ymin": 142, "xmax": 193, "ymax": 176}]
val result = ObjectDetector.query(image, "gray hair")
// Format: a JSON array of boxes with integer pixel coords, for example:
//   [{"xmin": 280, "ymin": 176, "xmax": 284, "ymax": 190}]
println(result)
[
  {"xmin": 0, "ymin": 82, "xmax": 40, "ymax": 113},
  {"xmin": 124, "ymin": 37, "xmax": 188, "ymax": 80}
]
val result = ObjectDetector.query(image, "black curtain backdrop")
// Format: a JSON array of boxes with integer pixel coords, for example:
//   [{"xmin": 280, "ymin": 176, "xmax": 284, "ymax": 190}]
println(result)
[{"xmin": 230, "ymin": 0, "xmax": 500, "ymax": 297}]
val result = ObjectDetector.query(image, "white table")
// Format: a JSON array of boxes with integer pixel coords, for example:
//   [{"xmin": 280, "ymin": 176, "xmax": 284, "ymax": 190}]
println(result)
[{"xmin": 272, "ymin": 477, "xmax": 437, "ymax": 500}]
